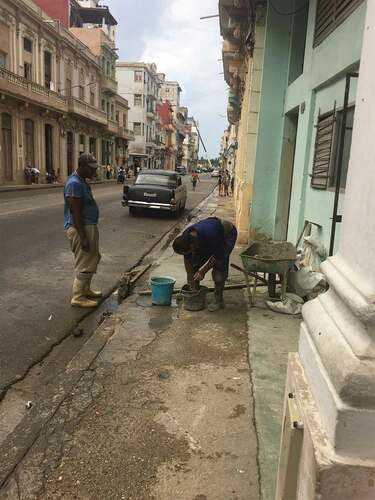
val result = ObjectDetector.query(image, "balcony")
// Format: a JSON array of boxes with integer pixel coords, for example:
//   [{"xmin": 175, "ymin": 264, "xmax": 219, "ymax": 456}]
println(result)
[
  {"xmin": 0, "ymin": 67, "xmax": 67, "ymax": 113},
  {"xmin": 107, "ymin": 120, "xmax": 135, "ymax": 141},
  {"xmin": 124, "ymin": 128, "xmax": 135, "ymax": 141},
  {"xmin": 101, "ymin": 76, "xmax": 118, "ymax": 95},
  {"xmin": 67, "ymin": 97, "xmax": 107, "ymax": 125}
]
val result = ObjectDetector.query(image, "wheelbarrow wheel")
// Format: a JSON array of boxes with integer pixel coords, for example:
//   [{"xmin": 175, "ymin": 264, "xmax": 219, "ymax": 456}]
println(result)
[{"xmin": 268, "ymin": 273, "xmax": 277, "ymax": 298}]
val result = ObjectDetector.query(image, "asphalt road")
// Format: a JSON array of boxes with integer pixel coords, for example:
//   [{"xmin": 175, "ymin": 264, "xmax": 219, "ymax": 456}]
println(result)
[{"xmin": 0, "ymin": 175, "xmax": 216, "ymax": 392}]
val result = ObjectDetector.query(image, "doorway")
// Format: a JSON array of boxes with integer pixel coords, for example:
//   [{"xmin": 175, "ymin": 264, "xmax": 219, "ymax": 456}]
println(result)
[
  {"xmin": 45, "ymin": 124, "xmax": 53, "ymax": 174},
  {"xmin": 67, "ymin": 131, "xmax": 74, "ymax": 175},
  {"xmin": 24, "ymin": 119, "xmax": 35, "ymax": 166},
  {"xmin": 1, "ymin": 113, "xmax": 13, "ymax": 182},
  {"xmin": 275, "ymin": 109, "xmax": 299, "ymax": 240}
]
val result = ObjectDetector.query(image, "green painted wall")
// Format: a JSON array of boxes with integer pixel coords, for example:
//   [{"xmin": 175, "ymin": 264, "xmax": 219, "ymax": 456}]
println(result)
[
  {"xmin": 250, "ymin": 0, "xmax": 294, "ymax": 238},
  {"xmin": 285, "ymin": 0, "xmax": 366, "ymax": 253},
  {"xmin": 249, "ymin": 0, "xmax": 366, "ymax": 254}
]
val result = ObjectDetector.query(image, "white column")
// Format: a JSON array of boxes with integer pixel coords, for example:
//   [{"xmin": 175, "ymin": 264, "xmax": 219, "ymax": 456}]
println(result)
[{"xmin": 277, "ymin": 3, "xmax": 375, "ymax": 499}]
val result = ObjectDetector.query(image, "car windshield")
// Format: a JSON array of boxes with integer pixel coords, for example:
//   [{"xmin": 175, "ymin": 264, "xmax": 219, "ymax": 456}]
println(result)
[{"xmin": 135, "ymin": 174, "xmax": 176, "ymax": 187}]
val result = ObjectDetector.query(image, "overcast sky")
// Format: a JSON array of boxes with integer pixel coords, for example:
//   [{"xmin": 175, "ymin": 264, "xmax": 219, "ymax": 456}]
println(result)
[{"xmin": 107, "ymin": 0, "xmax": 228, "ymax": 158}]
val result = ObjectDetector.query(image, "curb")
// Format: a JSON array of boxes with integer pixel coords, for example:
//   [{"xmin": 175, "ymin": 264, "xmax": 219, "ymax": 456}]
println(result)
[{"xmin": 0, "ymin": 179, "xmax": 120, "ymax": 194}]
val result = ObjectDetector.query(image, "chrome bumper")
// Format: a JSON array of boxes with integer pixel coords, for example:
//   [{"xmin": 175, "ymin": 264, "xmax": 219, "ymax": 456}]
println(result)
[{"xmin": 125, "ymin": 200, "xmax": 177, "ymax": 211}]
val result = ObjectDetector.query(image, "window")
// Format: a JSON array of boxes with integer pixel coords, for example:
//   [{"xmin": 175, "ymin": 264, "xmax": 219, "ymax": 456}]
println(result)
[
  {"xmin": 24, "ymin": 62, "xmax": 32, "ymax": 81},
  {"xmin": 314, "ymin": 0, "xmax": 364, "ymax": 47},
  {"xmin": 311, "ymin": 106, "xmax": 355, "ymax": 190},
  {"xmin": 329, "ymin": 106, "xmax": 355, "ymax": 189},
  {"xmin": 111, "ymin": 104, "xmax": 114, "ymax": 120},
  {"xmin": 288, "ymin": 0, "xmax": 308, "ymax": 84},
  {"xmin": 90, "ymin": 89, "xmax": 95, "ymax": 106},
  {"xmin": 142, "ymin": 123, "xmax": 145, "ymax": 136},
  {"xmin": 65, "ymin": 79, "xmax": 72, "ymax": 97},
  {"xmin": 79, "ymin": 85, "xmax": 85, "ymax": 101},
  {"xmin": 133, "ymin": 122, "xmax": 141, "ymax": 135},
  {"xmin": 134, "ymin": 70, "xmax": 142, "ymax": 82},
  {"xmin": 134, "ymin": 94, "xmax": 142, "ymax": 106},
  {"xmin": 44, "ymin": 51, "xmax": 52, "ymax": 89},
  {"xmin": 106, "ymin": 61, "xmax": 110, "ymax": 76},
  {"xmin": 102, "ymin": 99, "xmax": 106, "ymax": 111},
  {"xmin": 311, "ymin": 109, "xmax": 336, "ymax": 189},
  {"xmin": 0, "ymin": 51, "xmax": 7, "ymax": 69},
  {"xmin": 116, "ymin": 111, "xmax": 120, "ymax": 123},
  {"xmin": 23, "ymin": 38, "xmax": 32, "ymax": 53}
]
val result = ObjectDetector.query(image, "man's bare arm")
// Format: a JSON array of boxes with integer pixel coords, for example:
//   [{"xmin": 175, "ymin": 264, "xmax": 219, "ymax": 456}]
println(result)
[{"xmin": 66, "ymin": 197, "xmax": 89, "ymax": 252}]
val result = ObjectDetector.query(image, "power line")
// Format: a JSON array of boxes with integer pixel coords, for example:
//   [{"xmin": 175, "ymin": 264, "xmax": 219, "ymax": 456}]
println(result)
[{"xmin": 269, "ymin": 0, "xmax": 308, "ymax": 16}]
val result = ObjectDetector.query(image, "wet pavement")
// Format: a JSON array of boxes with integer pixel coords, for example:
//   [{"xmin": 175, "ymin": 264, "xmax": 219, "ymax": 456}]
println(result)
[
  {"xmin": 0, "ymin": 176, "xmax": 216, "ymax": 396},
  {"xmin": 0, "ymin": 191, "xmax": 301, "ymax": 500}
]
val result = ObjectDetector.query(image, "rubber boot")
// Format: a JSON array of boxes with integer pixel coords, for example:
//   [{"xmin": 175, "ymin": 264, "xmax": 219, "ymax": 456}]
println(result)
[
  {"xmin": 71, "ymin": 278, "xmax": 98, "ymax": 308},
  {"xmin": 207, "ymin": 285, "xmax": 225, "ymax": 312},
  {"xmin": 85, "ymin": 275, "xmax": 103, "ymax": 299}
]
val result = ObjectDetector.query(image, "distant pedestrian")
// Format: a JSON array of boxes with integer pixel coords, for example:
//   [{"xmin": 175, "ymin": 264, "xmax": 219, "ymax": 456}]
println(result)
[
  {"xmin": 224, "ymin": 171, "xmax": 230, "ymax": 196},
  {"xmin": 64, "ymin": 153, "xmax": 102, "ymax": 308},
  {"xmin": 218, "ymin": 173, "xmax": 223, "ymax": 196},
  {"xmin": 231, "ymin": 175, "xmax": 235, "ymax": 195},
  {"xmin": 191, "ymin": 171, "xmax": 200, "ymax": 191}
]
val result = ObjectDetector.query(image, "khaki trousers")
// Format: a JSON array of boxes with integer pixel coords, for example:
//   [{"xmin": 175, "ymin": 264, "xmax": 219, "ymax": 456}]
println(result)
[{"xmin": 66, "ymin": 225, "xmax": 101, "ymax": 282}]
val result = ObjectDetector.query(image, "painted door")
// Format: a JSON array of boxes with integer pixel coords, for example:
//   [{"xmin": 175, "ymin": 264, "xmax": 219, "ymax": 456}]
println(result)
[
  {"xmin": 67, "ymin": 131, "xmax": 74, "ymax": 175},
  {"xmin": 45, "ymin": 124, "xmax": 53, "ymax": 174},
  {"xmin": 24, "ymin": 119, "xmax": 34, "ymax": 166},
  {"xmin": 275, "ymin": 110, "xmax": 299, "ymax": 241},
  {"xmin": 1, "ymin": 113, "xmax": 13, "ymax": 182}
]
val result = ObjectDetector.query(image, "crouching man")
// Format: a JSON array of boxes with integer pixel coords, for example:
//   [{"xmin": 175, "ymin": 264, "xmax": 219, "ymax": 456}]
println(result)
[
  {"xmin": 64, "ymin": 153, "xmax": 102, "ymax": 308},
  {"xmin": 173, "ymin": 217, "xmax": 237, "ymax": 311}
]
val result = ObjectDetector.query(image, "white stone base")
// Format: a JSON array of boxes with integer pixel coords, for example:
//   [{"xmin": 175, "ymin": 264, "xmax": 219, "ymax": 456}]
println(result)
[{"xmin": 275, "ymin": 354, "xmax": 375, "ymax": 500}]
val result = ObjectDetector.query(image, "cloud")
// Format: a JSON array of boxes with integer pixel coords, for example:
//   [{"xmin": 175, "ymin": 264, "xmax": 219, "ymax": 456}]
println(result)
[{"xmin": 139, "ymin": 0, "xmax": 228, "ymax": 157}]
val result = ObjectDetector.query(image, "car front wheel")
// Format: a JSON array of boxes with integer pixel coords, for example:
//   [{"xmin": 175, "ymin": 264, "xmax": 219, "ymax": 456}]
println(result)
[{"xmin": 129, "ymin": 207, "xmax": 137, "ymax": 216}]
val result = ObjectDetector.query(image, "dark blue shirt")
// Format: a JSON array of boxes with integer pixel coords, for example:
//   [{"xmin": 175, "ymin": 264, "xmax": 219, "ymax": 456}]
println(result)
[
  {"xmin": 188, "ymin": 217, "xmax": 226, "ymax": 260},
  {"xmin": 64, "ymin": 173, "xmax": 99, "ymax": 229}
]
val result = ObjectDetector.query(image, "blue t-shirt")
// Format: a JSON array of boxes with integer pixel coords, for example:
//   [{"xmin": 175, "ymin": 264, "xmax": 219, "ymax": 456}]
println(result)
[
  {"xmin": 64, "ymin": 173, "xmax": 99, "ymax": 229},
  {"xmin": 188, "ymin": 217, "xmax": 226, "ymax": 260}
]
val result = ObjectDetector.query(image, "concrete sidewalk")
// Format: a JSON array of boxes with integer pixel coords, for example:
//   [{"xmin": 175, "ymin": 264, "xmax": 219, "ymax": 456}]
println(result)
[{"xmin": 1, "ymin": 192, "xmax": 300, "ymax": 500}]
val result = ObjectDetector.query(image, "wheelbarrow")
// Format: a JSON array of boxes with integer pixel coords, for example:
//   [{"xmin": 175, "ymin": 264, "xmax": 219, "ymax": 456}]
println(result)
[{"xmin": 232, "ymin": 240, "xmax": 297, "ymax": 306}]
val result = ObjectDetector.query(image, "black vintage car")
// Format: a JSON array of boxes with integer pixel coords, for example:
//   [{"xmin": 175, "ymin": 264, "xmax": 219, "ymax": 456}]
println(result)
[{"xmin": 122, "ymin": 169, "xmax": 187, "ymax": 216}]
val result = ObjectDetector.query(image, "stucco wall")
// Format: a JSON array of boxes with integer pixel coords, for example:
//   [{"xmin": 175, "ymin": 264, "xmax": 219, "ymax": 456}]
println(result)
[
  {"xmin": 285, "ymin": 0, "xmax": 366, "ymax": 253},
  {"xmin": 250, "ymin": 0, "xmax": 294, "ymax": 239}
]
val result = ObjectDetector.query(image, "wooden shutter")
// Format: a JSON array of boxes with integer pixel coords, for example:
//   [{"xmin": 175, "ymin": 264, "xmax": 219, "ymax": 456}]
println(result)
[
  {"xmin": 314, "ymin": 0, "xmax": 364, "ymax": 47},
  {"xmin": 311, "ymin": 108, "xmax": 336, "ymax": 190}
]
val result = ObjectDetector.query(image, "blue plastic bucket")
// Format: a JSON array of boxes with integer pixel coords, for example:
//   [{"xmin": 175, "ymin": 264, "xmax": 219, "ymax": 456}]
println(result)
[{"xmin": 150, "ymin": 277, "xmax": 176, "ymax": 306}]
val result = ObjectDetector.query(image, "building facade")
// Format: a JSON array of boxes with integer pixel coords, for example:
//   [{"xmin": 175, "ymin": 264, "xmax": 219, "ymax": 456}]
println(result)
[
  {"xmin": 220, "ymin": 0, "xmax": 365, "ymax": 256},
  {"xmin": 0, "ymin": 0, "xmax": 133, "ymax": 186},
  {"xmin": 116, "ymin": 62, "xmax": 163, "ymax": 170}
]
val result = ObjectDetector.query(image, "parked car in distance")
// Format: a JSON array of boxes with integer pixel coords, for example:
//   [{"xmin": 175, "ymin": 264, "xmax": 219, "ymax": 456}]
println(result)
[
  {"xmin": 122, "ymin": 169, "xmax": 187, "ymax": 216},
  {"xmin": 211, "ymin": 169, "xmax": 220, "ymax": 178},
  {"xmin": 176, "ymin": 166, "xmax": 187, "ymax": 176}
]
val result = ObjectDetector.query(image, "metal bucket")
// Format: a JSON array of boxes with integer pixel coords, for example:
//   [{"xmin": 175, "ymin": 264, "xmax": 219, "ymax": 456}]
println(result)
[{"xmin": 181, "ymin": 285, "xmax": 208, "ymax": 311}]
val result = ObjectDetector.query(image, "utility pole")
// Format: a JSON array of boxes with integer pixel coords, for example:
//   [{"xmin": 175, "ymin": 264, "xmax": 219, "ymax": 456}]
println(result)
[{"xmin": 191, "ymin": 118, "xmax": 213, "ymax": 170}]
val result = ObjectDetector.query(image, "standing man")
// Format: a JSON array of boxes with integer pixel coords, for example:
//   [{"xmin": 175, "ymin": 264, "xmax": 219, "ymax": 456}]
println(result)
[
  {"xmin": 173, "ymin": 217, "xmax": 237, "ymax": 311},
  {"xmin": 64, "ymin": 153, "xmax": 102, "ymax": 308}
]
